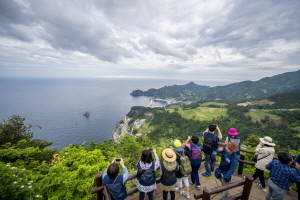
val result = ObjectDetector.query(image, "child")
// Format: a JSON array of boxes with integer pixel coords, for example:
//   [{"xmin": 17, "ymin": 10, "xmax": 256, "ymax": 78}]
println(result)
[
  {"xmin": 266, "ymin": 151, "xmax": 300, "ymax": 200},
  {"xmin": 160, "ymin": 148, "xmax": 179, "ymax": 200},
  {"xmin": 171, "ymin": 139, "xmax": 191, "ymax": 199}
]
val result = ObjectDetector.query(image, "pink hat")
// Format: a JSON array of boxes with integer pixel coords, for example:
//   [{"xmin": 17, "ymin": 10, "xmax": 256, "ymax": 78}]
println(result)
[{"xmin": 228, "ymin": 128, "xmax": 239, "ymax": 136}]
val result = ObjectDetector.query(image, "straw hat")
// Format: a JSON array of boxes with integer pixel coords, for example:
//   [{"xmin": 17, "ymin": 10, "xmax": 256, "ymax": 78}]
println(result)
[
  {"xmin": 171, "ymin": 139, "xmax": 184, "ymax": 151},
  {"xmin": 259, "ymin": 136, "xmax": 275, "ymax": 146},
  {"xmin": 162, "ymin": 148, "xmax": 176, "ymax": 162}
]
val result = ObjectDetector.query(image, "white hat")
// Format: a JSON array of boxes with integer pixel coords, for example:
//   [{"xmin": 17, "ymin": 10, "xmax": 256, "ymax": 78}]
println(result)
[{"xmin": 259, "ymin": 136, "xmax": 275, "ymax": 146}]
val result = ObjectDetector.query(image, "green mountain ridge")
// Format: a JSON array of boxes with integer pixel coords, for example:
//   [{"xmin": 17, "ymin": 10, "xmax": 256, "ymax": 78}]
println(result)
[{"xmin": 130, "ymin": 70, "xmax": 300, "ymax": 102}]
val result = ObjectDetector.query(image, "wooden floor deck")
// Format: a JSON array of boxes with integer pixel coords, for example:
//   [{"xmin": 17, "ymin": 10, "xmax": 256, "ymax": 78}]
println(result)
[{"xmin": 128, "ymin": 165, "xmax": 298, "ymax": 200}]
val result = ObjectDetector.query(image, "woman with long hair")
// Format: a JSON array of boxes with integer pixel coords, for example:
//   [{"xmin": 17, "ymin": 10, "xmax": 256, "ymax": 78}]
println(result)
[{"xmin": 136, "ymin": 148, "xmax": 160, "ymax": 200}]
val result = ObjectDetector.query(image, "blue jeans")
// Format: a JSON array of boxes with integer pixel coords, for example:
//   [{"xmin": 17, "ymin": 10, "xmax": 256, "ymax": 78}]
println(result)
[
  {"xmin": 191, "ymin": 164, "xmax": 201, "ymax": 186},
  {"xmin": 204, "ymin": 153, "xmax": 216, "ymax": 174}
]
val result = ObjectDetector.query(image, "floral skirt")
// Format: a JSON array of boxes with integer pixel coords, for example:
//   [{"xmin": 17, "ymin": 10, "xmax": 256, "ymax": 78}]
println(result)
[{"xmin": 136, "ymin": 180, "xmax": 157, "ymax": 193}]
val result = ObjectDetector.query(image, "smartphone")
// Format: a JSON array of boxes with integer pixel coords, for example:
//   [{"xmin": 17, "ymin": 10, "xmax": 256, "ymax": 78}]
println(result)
[
  {"xmin": 148, "ymin": 148, "xmax": 154, "ymax": 151},
  {"xmin": 115, "ymin": 158, "xmax": 121, "ymax": 162}
]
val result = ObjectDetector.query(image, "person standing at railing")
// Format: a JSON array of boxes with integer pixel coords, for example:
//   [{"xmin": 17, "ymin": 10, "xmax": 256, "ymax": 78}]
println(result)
[
  {"xmin": 103, "ymin": 158, "xmax": 129, "ymax": 200},
  {"xmin": 171, "ymin": 139, "xmax": 191, "ymax": 199},
  {"xmin": 214, "ymin": 141, "xmax": 238, "ymax": 200},
  {"xmin": 265, "ymin": 151, "xmax": 300, "ymax": 200},
  {"xmin": 293, "ymin": 154, "xmax": 300, "ymax": 200},
  {"xmin": 185, "ymin": 135, "xmax": 202, "ymax": 190},
  {"xmin": 160, "ymin": 148, "xmax": 179, "ymax": 200},
  {"xmin": 225, "ymin": 128, "xmax": 241, "ymax": 159},
  {"xmin": 202, "ymin": 124, "xmax": 222, "ymax": 178},
  {"xmin": 252, "ymin": 136, "xmax": 275, "ymax": 192},
  {"xmin": 136, "ymin": 148, "xmax": 160, "ymax": 200}
]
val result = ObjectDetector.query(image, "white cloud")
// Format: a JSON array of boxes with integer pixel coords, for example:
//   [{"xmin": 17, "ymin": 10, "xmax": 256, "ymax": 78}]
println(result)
[{"xmin": 0, "ymin": 0, "xmax": 299, "ymax": 85}]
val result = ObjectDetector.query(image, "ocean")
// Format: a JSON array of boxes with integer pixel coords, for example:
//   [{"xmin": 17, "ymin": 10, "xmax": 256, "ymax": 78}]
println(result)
[{"xmin": 0, "ymin": 77, "xmax": 192, "ymax": 150}]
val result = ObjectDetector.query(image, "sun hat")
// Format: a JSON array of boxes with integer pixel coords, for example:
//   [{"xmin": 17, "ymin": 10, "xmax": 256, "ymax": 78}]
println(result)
[
  {"xmin": 226, "ymin": 141, "xmax": 237, "ymax": 152},
  {"xmin": 162, "ymin": 148, "xmax": 176, "ymax": 162},
  {"xmin": 259, "ymin": 136, "xmax": 275, "ymax": 146},
  {"xmin": 171, "ymin": 139, "xmax": 184, "ymax": 151},
  {"xmin": 228, "ymin": 128, "xmax": 239, "ymax": 136}
]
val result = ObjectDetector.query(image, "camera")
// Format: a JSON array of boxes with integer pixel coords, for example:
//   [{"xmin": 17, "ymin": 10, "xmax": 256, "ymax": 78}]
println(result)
[{"xmin": 115, "ymin": 158, "xmax": 121, "ymax": 162}]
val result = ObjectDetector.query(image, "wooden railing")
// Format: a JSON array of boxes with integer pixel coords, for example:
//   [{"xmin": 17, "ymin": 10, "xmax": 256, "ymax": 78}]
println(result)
[
  {"xmin": 90, "ymin": 146, "xmax": 275, "ymax": 200},
  {"xmin": 90, "ymin": 172, "xmax": 161, "ymax": 200},
  {"xmin": 194, "ymin": 175, "xmax": 254, "ymax": 200}
]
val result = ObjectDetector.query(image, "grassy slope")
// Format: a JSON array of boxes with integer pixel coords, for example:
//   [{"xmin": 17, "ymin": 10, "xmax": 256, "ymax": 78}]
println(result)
[
  {"xmin": 245, "ymin": 110, "xmax": 281, "ymax": 121},
  {"xmin": 168, "ymin": 107, "xmax": 227, "ymax": 121}
]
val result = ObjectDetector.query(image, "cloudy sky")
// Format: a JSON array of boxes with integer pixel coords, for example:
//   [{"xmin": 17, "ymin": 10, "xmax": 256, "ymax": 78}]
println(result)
[{"xmin": 0, "ymin": 0, "xmax": 299, "ymax": 85}]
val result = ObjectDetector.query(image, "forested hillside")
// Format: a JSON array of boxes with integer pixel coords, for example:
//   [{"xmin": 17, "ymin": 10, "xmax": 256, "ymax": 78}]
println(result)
[
  {"xmin": 130, "ymin": 70, "xmax": 300, "ymax": 102},
  {"xmin": 127, "ymin": 104, "xmax": 300, "ymax": 150}
]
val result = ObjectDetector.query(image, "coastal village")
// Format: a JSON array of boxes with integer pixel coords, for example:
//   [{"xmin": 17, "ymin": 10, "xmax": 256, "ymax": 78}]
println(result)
[{"xmin": 112, "ymin": 98, "xmax": 177, "ymax": 141}]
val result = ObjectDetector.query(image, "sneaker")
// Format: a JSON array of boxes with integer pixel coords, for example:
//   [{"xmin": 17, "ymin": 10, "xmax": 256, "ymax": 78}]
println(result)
[
  {"xmin": 196, "ymin": 185, "xmax": 201, "ymax": 190},
  {"xmin": 175, "ymin": 188, "xmax": 180, "ymax": 193},
  {"xmin": 257, "ymin": 183, "xmax": 267, "ymax": 192},
  {"xmin": 184, "ymin": 193, "xmax": 191, "ymax": 199},
  {"xmin": 189, "ymin": 180, "xmax": 194, "ymax": 185},
  {"xmin": 202, "ymin": 173, "xmax": 212, "ymax": 178},
  {"xmin": 179, "ymin": 190, "xmax": 185, "ymax": 195}
]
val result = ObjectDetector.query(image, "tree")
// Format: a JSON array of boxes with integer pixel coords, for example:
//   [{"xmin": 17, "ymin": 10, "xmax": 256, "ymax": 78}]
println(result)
[
  {"xmin": 39, "ymin": 144, "xmax": 108, "ymax": 200},
  {"xmin": 0, "ymin": 115, "xmax": 52, "ymax": 149}
]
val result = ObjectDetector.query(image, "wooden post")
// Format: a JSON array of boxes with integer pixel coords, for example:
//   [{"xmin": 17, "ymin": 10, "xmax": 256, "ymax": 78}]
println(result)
[
  {"xmin": 241, "ymin": 175, "xmax": 254, "ymax": 200},
  {"xmin": 95, "ymin": 173, "xmax": 103, "ymax": 200},
  {"xmin": 202, "ymin": 187, "xmax": 212, "ymax": 200}
]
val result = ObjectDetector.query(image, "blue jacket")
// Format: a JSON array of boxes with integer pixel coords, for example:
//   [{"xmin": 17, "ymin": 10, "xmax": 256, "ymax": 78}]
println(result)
[
  {"xmin": 103, "ymin": 167, "xmax": 128, "ymax": 200},
  {"xmin": 215, "ymin": 148, "xmax": 238, "ymax": 182}
]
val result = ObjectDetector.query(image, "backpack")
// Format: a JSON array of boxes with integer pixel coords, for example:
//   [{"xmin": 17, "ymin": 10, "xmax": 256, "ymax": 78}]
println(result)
[
  {"xmin": 136, "ymin": 161, "xmax": 155, "ymax": 185},
  {"xmin": 190, "ymin": 144, "xmax": 202, "ymax": 159},
  {"xmin": 175, "ymin": 151, "xmax": 192, "ymax": 175},
  {"xmin": 228, "ymin": 136, "xmax": 241, "ymax": 156},
  {"xmin": 202, "ymin": 132, "xmax": 218, "ymax": 155},
  {"xmin": 161, "ymin": 162, "xmax": 178, "ymax": 182}
]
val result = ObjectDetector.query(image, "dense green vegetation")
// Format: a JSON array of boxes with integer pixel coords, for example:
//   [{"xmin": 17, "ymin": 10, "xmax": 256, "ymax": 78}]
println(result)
[
  {"xmin": 131, "ymin": 70, "xmax": 300, "ymax": 102},
  {"xmin": 128, "ymin": 104, "xmax": 299, "ymax": 150}
]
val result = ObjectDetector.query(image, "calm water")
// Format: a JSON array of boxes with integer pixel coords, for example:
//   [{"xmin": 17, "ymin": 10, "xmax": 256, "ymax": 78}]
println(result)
[{"xmin": 0, "ymin": 77, "xmax": 192, "ymax": 150}]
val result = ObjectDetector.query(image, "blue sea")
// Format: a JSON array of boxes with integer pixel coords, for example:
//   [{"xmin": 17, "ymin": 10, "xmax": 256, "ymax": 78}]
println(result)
[{"xmin": 0, "ymin": 77, "xmax": 193, "ymax": 150}]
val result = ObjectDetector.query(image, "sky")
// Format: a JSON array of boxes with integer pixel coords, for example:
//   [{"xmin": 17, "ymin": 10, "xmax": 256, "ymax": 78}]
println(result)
[{"xmin": 0, "ymin": 0, "xmax": 300, "ymax": 86}]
